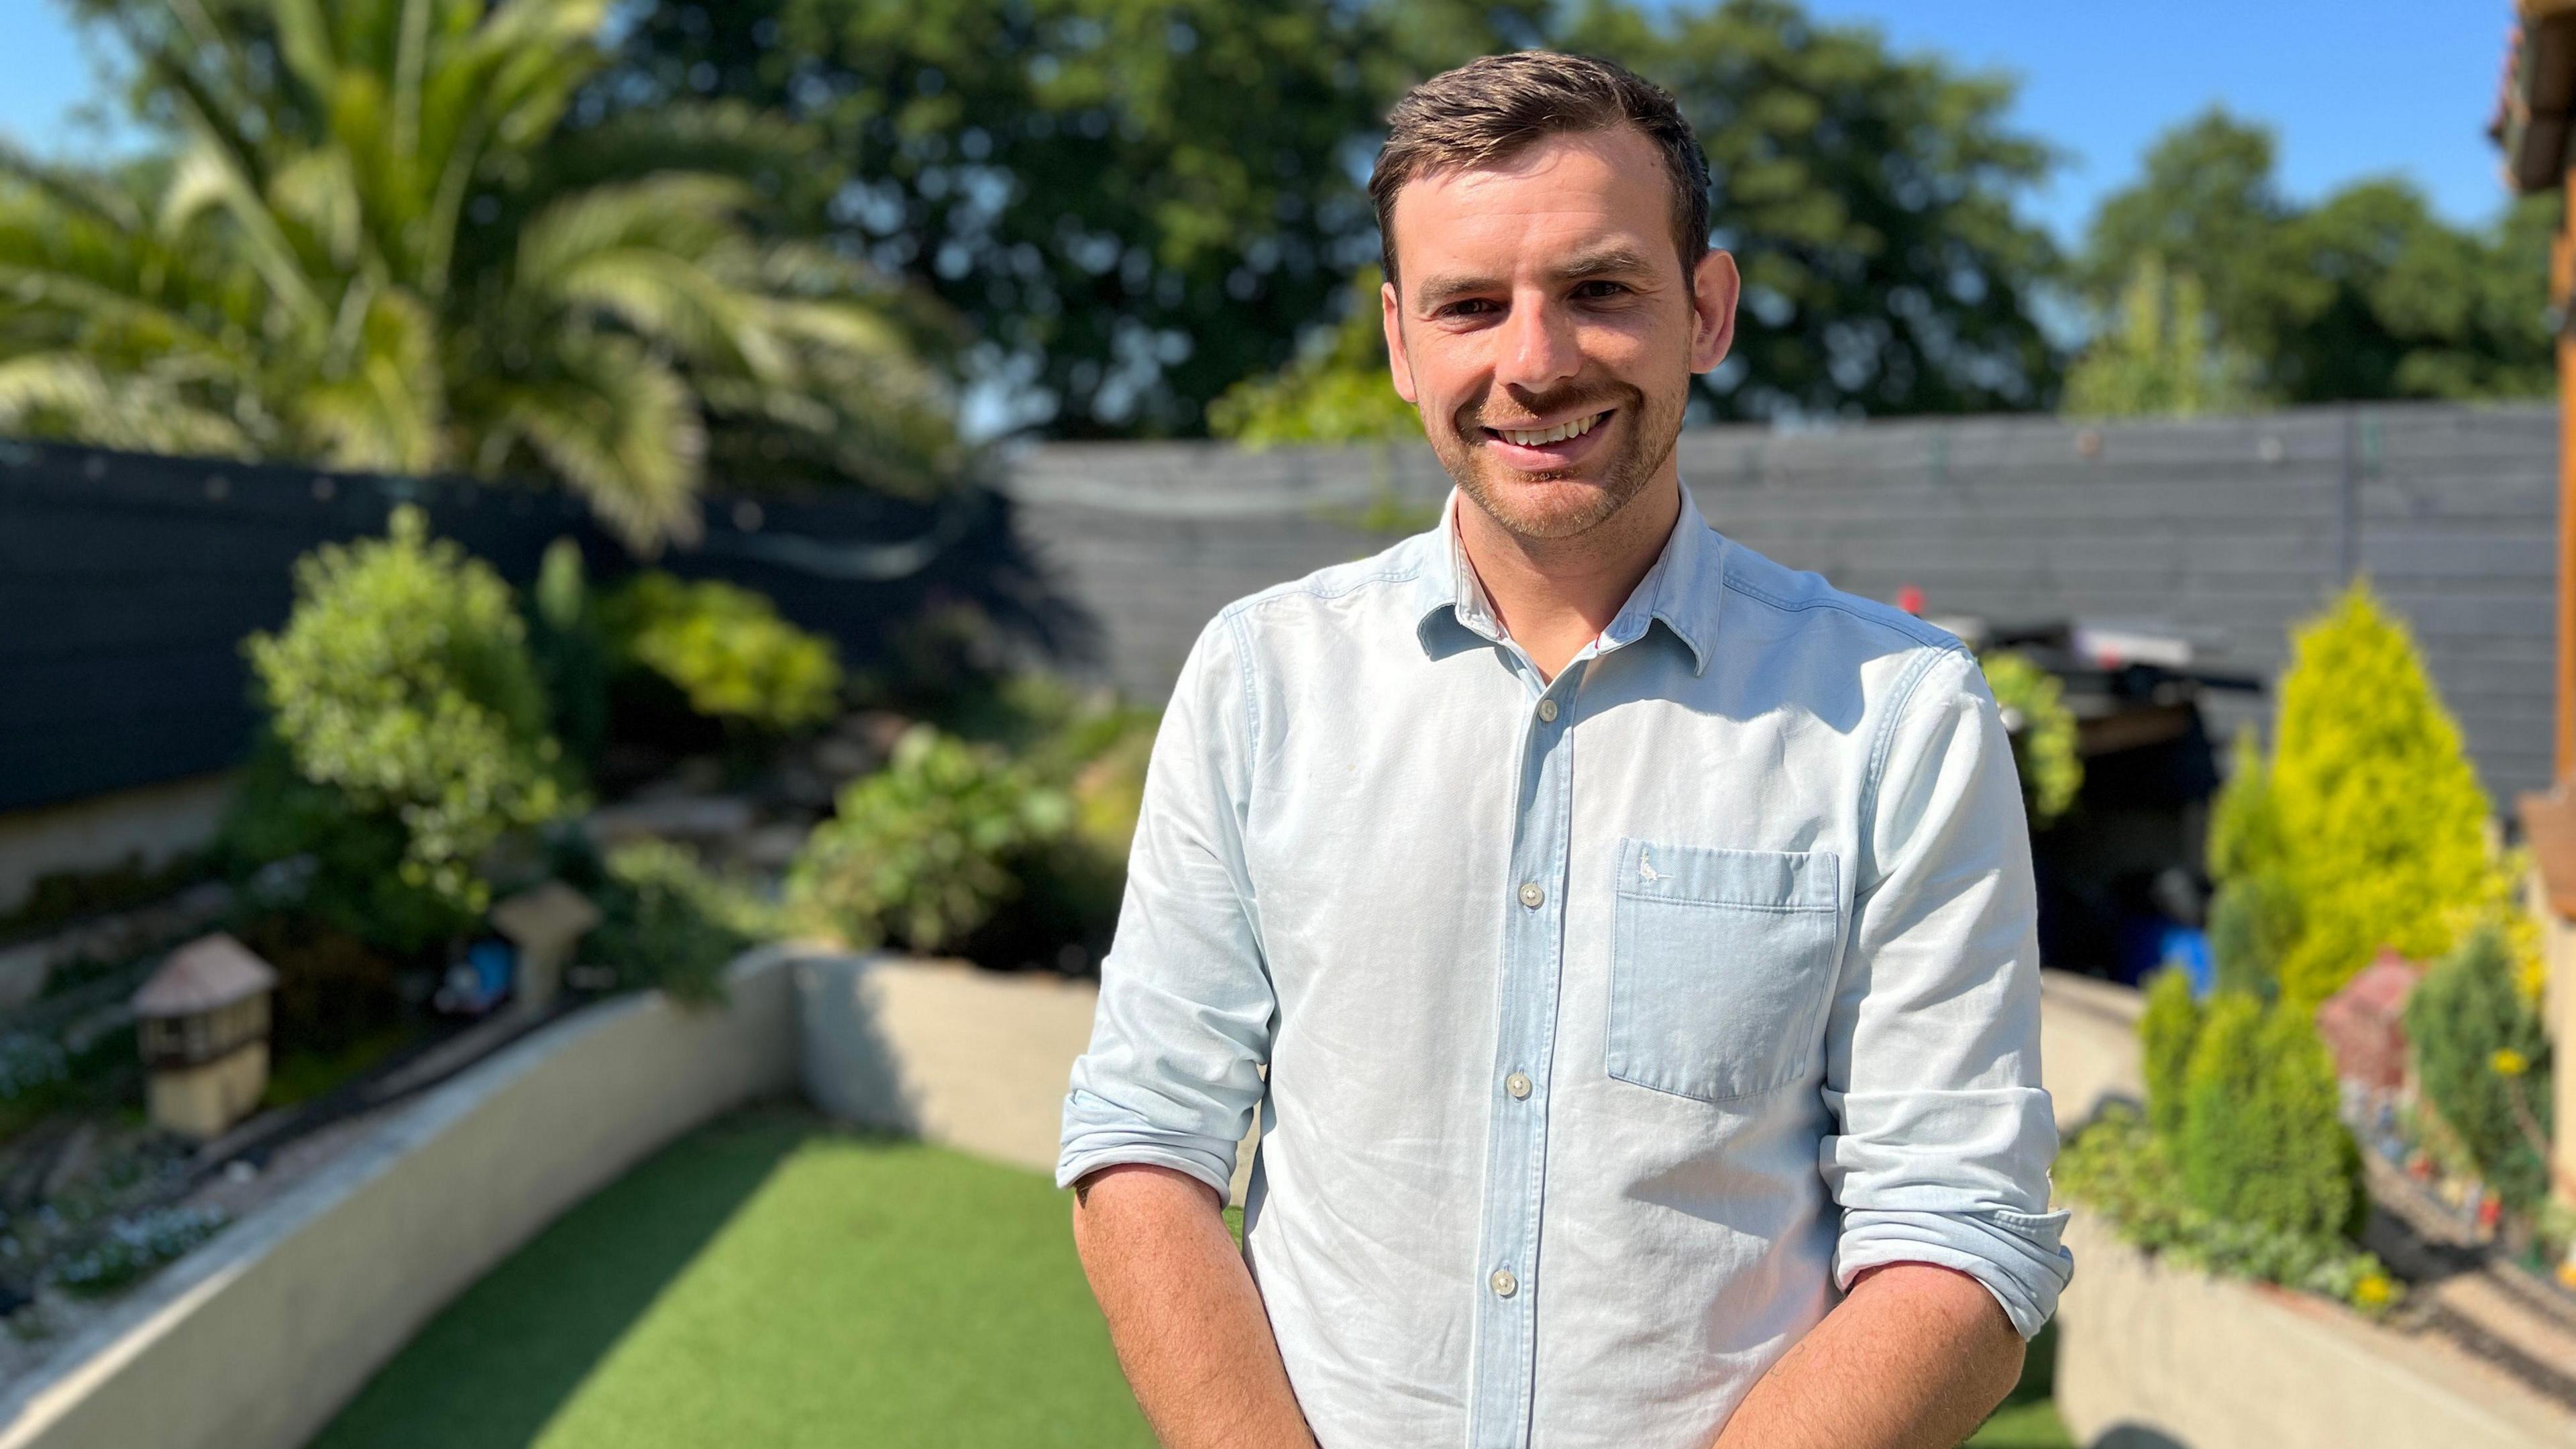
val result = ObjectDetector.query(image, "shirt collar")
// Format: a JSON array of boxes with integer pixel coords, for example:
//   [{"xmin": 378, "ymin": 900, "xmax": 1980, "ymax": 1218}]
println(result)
[{"xmin": 1409, "ymin": 483, "xmax": 1725, "ymax": 676}]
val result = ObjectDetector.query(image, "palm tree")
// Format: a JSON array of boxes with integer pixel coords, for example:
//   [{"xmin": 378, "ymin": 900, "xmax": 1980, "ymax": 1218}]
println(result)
[{"xmin": 0, "ymin": 0, "xmax": 957, "ymax": 550}]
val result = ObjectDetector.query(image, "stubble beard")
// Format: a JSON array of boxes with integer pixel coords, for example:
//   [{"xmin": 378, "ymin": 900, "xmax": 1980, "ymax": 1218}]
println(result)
[{"xmin": 1428, "ymin": 374, "xmax": 1688, "ymax": 543}]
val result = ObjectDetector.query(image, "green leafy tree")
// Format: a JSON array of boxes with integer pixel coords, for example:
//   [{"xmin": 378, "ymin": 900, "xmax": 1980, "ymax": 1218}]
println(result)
[
  {"xmin": 1555, "ymin": 0, "xmax": 2065, "ymax": 419},
  {"xmin": 625, "ymin": 0, "xmax": 2065, "ymax": 434},
  {"xmin": 599, "ymin": 572, "xmax": 845, "ymax": 734},
  {"xmin": 2062, "ymin": 255, "xmax": 2256, "ymax": 418},
  {"xmin": 2082, "ymin": 108, "xmax": 2551, "ymax": 406},
  {"xmin": 2407, "ymin": 924, "xmax": 2555, "ymax": 1210},
  {"xmin": 2139, "ymin": 965, "xmax": 2202, "ymax": 1142},
  {"xmin": 2178, "ymin": 992, "xmax": 2359, "ymax": 1239},
  {"xmin": 13, "ymin": 0, "xmax": 957, "ymax": 549},
  {"xmin": 240, "ymin": 504, "xmax": 569, "ymax": 922},
  {"xmin": 1977, "ymin": 651, "xmax": 2081, "ymax": 826},
  {"xmin": 2268, "ymin": 584, "xmax": 2498, "ymax": 1007},
  {"xmin": 602, "ymin": 0, "xmax": 1519, "ymax": 437}
]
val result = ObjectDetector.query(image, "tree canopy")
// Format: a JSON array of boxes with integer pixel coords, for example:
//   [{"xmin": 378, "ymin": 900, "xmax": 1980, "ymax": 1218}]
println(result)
[
  {"xmin": 2078, "ymin": 108, "xmax": 2553, "ymax": 410},
  {"xmin": 614, "ymin": 0, "xmax": 2065, "ymax": 437}
]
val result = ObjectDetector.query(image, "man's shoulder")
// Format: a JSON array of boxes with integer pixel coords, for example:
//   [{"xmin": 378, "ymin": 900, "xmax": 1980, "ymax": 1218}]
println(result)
[
  {"xmin": 1713, "ymin": 533, "xmax": 1966, "ymax": 664},
  {"xmin": 1210, "ymin": 528, "xmax": 1439, "ymax": 637}
]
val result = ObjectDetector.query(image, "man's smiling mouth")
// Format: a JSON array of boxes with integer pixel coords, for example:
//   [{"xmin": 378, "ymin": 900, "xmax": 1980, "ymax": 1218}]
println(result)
[{"xmin": 1484, "ymin": 409, "xmax": 1613, "ymax": 447}]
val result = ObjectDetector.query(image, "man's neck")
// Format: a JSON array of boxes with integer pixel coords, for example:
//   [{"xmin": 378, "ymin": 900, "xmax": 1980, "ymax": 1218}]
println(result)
[{"xmin": 1457, "ymin": 476, "xmax": 1682, "ymax": 683}]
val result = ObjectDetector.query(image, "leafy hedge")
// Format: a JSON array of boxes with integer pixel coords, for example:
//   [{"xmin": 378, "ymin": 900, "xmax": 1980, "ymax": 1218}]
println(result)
[{"xmin": 2057, "ymin": 1106, "xmax": 2396, "ymax": 1314}]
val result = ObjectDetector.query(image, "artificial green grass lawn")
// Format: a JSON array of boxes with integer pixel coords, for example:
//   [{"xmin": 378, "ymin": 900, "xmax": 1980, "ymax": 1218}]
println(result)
[
  {"xmin": 315, "ymin": 1105, "xmax": 2069, "ymax": 1448},
  {"xmin": 313, "ymin": 1107, "xmax": 1150, "ymax": 1448}
]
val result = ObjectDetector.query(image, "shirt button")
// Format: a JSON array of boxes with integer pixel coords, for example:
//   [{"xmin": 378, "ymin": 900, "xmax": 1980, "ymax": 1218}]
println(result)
[
  {"xmin": 1536, "ymin": 698, "xmax": 1558, "ymax": 723},
  {"xmin": 1505, "ymin": 1072, "xmax": 1533, "ymax": 1099},
  {"xmin": 1491, "ymin": 1268, "xmax": 1519, "ymax": 1298},
  {"xmin": 1518, "ymin": 882, "xmax": 1544, "ymax": 909}
]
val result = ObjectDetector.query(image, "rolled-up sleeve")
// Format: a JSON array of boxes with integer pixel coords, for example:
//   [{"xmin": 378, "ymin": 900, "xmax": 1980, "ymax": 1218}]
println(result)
[
  {"xmin": 1057, "ymin": 612, "xmax": 1272, "ymax": 1201},
  {"xmin": 1821, "ymin": 647, "xmax": 2072, "ymax": 1339}
]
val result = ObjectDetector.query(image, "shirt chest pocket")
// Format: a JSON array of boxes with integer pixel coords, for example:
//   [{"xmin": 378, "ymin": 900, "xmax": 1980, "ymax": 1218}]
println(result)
[{"xmin": 1606, "ymin": 839, "xmax": 1845, "ymax": 1104}]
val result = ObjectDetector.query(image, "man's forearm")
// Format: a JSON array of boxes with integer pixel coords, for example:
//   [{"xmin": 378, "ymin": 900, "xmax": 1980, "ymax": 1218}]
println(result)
[
  {"xmin": 1711, "ymin": 1263, "xmax": 2025, "ymax": 1449},
  {"xmin": 1071, "ymin": 1163, "xmax": 1315, "ymax": 1448}
]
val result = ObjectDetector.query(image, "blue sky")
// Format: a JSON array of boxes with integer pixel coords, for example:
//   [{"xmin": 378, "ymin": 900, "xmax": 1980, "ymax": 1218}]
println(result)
[{"xmin": 0, "ymin": 0, "xmax": 2522, "ymax": 243}]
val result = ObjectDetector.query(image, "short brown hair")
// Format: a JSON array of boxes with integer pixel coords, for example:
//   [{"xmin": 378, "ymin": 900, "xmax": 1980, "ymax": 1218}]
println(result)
[{"xmin": 1369, "ymin": 51, "xmax": 1711, "ymax": 291}]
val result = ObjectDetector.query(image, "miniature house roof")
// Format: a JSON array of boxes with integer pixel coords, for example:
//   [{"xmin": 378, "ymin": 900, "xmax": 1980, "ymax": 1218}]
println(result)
[
  {"xmin": 489, "ymin": 881, "xmax": 602, "ymax": 949},
  {"xmin": 2332, "ymin": 951, "xmax": 2423, "ymax": 1021},
  {"xmin": 131, "ymin": 933, "xmax": 280, "ymax": 1019}
]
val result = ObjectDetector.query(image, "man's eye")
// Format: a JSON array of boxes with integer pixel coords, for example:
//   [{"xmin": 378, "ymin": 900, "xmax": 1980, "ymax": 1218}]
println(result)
[
  {"xmin": 1438, "ymin": 299, "xmax": 1497, "ymax": 317},
  {"xmin": 1576, "ymin": 280, "xmax": 1629, "ymax": 299}
]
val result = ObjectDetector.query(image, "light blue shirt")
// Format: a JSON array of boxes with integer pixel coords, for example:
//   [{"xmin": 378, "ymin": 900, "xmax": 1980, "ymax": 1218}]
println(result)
[{"xmin": 1060, "ymin": 485, "xmax": 2071, "ymax": 1449}]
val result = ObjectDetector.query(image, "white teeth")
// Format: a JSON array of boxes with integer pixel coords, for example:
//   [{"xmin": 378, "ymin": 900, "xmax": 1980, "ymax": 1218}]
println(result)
[{"xmin": 1497, "ymin": 411, "xmax": 1605, "ymax": 447}]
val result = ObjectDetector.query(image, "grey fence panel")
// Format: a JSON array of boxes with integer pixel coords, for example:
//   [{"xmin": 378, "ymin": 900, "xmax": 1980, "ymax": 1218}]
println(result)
[
  {"xmin": 1005, "ymin": 401, "xmax": 2557, "ymax": 808},
  {"xmin": 0, "ymin": 401, "xmax": 2557, "ymax": 817}
]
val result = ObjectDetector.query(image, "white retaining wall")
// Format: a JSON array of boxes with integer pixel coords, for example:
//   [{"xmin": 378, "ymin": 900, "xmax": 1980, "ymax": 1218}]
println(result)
[
  {"xmin": 0, "ymin": 946, "xmax": 801, "ymax": 1449},
  {"xmin": 2057, "ymin": 1215, "xmax": 2573, "ymax": 1448}
]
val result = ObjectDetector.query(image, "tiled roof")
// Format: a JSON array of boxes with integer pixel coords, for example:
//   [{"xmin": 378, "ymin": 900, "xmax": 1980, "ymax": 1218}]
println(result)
[{"xmin": 131, "ymin": 932, "xmax": 279, "ymax": 1018}]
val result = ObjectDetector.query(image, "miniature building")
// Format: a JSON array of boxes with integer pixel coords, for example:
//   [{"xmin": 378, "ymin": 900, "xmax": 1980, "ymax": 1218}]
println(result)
[
  {"xmin": 131, "ymin": 932, "xmax": 278, "ymax": 1141},
  {"xmin": 2314, "ymin": 949, "xmax": 2424, "ymax": 1094},
  {"xmin": 489, "ymin": 881, "xmax": 601, "ymax": 1014}
]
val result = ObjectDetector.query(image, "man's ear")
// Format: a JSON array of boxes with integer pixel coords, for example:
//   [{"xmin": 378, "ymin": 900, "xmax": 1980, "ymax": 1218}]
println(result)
[
  {"xmin": 1383, "ymin": 278, "xmax": 1418, "ymax": 405},
  {"xmin": 1689, "ymin": 249, "xmax": 1740, "ymax": 375}
]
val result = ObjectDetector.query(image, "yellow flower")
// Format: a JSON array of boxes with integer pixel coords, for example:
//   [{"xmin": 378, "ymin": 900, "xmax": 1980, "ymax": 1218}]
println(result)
[
  {"xmin": 2491, "ymin": 1048, "xmax": 2530, "ymax": 1078},
  {"xmin": 2353, "ymin": 1273, "xmax": 2395, "ymax": 1309}
]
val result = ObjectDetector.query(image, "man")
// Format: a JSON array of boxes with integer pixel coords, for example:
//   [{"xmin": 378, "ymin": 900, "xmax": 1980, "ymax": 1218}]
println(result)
[{"xmin": 1059, "ymin": 51, "xmax": 2069, "ymax": 1449}]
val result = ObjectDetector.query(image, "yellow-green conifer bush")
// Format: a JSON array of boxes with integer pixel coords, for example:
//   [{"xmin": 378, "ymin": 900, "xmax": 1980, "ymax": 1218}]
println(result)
[
  {"xmin": 2176, "ymin": 992, "xmax": 2359, "ymax": 1240},
  {"xmin": 2205, "ymin": 730, "xmax": 2300, "ymax": 999},
  {"xmin": 2265, "ymin": 584, "xmax": 2499, "ymax": 1008},
  {"xmin": 2406, "ymin": 924, "xmax": 2555, "ymax": 1210},
  {"xmin": 2139, "ymin": 967, "xmax": 2202, "ymax": 1142}
]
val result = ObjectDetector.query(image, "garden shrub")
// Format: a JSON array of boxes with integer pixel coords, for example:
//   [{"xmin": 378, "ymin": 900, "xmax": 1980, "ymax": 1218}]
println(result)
[
  {"xmin": 2203, "ymin": 730, "xmax": 2300, "ymax": 999},
  {"xmin": 2177, "ymin": 992, "xmax": 2359, "ymax": 1239},
  {"xmin": 789, "ymin": 725, "xmax": 1072, "ymax": 953},
  {"xmin": 2407, "ymin": 924, "xmax": 2555, "ymax": 1210},
  {"xmin": 241, "ymin": 506, "xmax": 570, "ymax": 918},
  {"xmin": 2178, "ymin": 994, "xmax": 2265, "ymax": 1219},
  {"xmin": 2139, "ymin": 967, "xmax": 2202, "ymax": 1142},
  {"xmin": 600, "ymin": 572, "xmax": 843, "ymax": 735},
  {"xmin": 528, "ymin": 537, "xmax": 610, "ymax": 769},
  {"xmin": 2265, "ymin": 584, "xmax": 2498, "ymax": 1008},
  {"xmin": 1978, "ymin": 651, "xmax": 2082, "ymax": 827},
  {"xmin": 2057, "ymin": 1106, "xmax": 2395, "ymax": 1314},
  {"xmin": 2205, "ymin": 871, "xmax": 2298, "ymax": 1001},
  {"xmin": 219, "ymin": 743, "xmax": 477, "ymax": 953},
  {"xmin": 581, "ymin": 840, "xmax": 776, "ymax": 1007}
]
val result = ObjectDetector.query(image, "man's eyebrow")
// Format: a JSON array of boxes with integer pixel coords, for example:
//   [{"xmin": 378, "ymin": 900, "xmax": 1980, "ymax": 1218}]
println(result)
[
  {"xmin": 1549, "ymin": 246, "xmax": 1658, "ymax": 282},
  {"xmin": 1411, "ymin": 246, "xmax": 1660, "ymax": 310},
  {"xmin": 1413, "ymin": 270, "xmax": 1503, "ymax": 311}
]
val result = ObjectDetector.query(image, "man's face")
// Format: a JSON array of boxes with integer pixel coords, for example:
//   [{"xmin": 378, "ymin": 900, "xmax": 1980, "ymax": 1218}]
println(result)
[{"xmin": 1381, "ymin": 126, "xmax": 1737, "ymax": 541}]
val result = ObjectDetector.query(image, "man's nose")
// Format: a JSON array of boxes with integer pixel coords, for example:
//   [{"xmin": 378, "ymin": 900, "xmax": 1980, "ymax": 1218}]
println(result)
[{"xmin": 1493, "ymin": 294, "xmax": 1580, "ymax": 392}]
